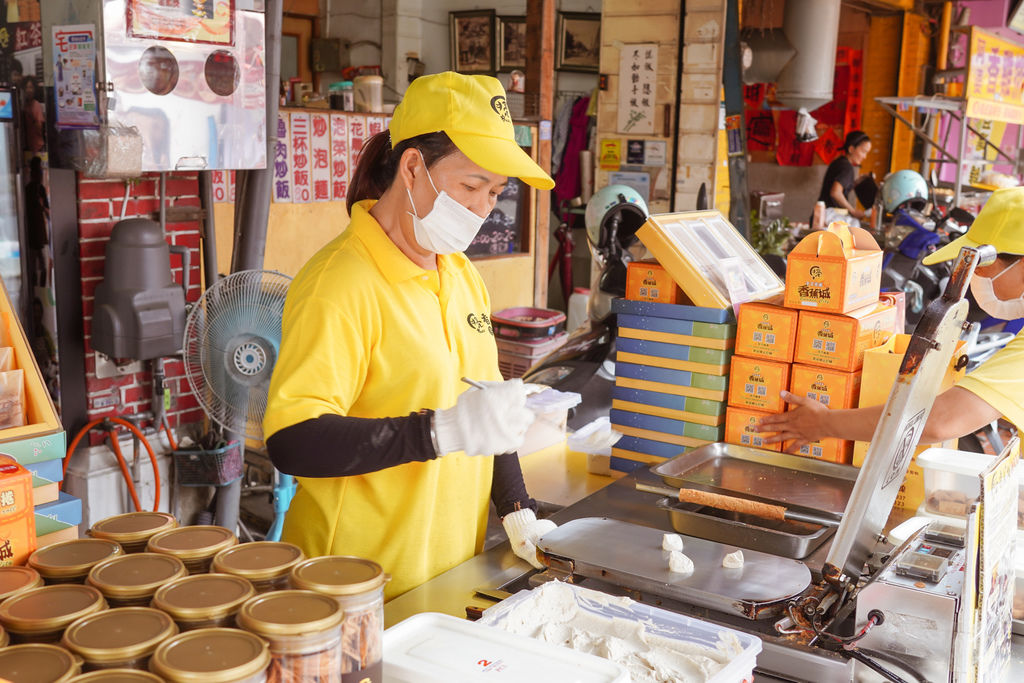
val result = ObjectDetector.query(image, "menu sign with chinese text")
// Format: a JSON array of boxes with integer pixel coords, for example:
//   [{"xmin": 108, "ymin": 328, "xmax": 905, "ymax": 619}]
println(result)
[
  {"xmin": 273, "ymin": 113, "xmax": 292, "ymax": 203},
  {"xmin": 617, "ymin": 44, "xmax": 657, "ymax": 135},
  {"xmin": 127, "ymin": 0, "xmax": 234, "ymax": 46},
  {"xmin": 52, "ymin": 24, "xmax": 99, "ymax": 129},
  {"xmin": 290, "ymin": 112, "xmax": 311, "ymax": 203},
  {"xmin": 310, "ymin": 113, "xmax": 331, "ymax": 202},
  {"xmin": 965, "ymin": 28, "xmax": 1024, "ymax": 125}
]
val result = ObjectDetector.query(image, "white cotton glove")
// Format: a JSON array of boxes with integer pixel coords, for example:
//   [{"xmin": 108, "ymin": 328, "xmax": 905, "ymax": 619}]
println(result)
[
  {"xmin": 502, "ymin": 508, "xmax": 557, "ymax": 569},
  {"xmin": 433, "ymin": 379, "xmax": 535, "ymax": 457}
]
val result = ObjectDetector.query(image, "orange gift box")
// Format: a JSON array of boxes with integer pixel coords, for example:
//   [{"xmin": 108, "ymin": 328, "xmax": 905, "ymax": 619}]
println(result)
[
  {"xmin": 0, "ymin": 454, "xmax": 36, "ymax": 566},
  {"xmin": 625, "ymin": 261, "xmax": 685, "ymax": 304},
  {"xmin": 735, "ymin": 302, "xmax": 799, "ymax": 362},
  {"xmin": 784, "ymin": 438, "xmax": 854, "ymax": 464},
  {"xmin": 725, "ymin": 406, "xmax": 781, "ymax": 452},
  {"xmin": 788, "ymin": 364, "xmax": 862, "ymax": 411},
  {"xmin": 728, "ymin": 356, "xmax": 791, "ymax": 413},
  {"xmin": 794, "ymin": 300, "xmax": 897, "ymax": 372},
  {"xmin": 784, "ymin": 222, "xmax": 883, "ymax": 314}
]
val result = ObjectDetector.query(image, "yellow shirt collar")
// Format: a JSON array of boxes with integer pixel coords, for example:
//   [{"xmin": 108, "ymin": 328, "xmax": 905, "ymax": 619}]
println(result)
[{"xmin": 350, "ymin": 200, "xmax": 469, "ymax": 284}]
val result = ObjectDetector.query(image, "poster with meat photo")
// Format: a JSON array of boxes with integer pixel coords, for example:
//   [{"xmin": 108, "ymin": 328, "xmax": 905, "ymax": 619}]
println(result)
[{"xmin": 127, "ymin": 0, "xmax": 234, "ymax": 46}]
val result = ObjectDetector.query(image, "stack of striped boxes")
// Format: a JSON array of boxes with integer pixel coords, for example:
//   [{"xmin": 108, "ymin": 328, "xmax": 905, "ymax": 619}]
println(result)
[
  {"xmin": 609, "ymin": 297, "xmax": 735, "ymax": 473},
  {"xmin": 21, "ymin": 445, "xmax": 81, "ymax": 546}
]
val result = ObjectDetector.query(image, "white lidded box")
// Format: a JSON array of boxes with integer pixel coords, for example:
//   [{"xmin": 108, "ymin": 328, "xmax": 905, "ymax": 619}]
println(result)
[
  {"xmin": 383, "ymin": 612, "xmax": 628, "ymax": 682},
  {"xmin": 519, "ymin": 387, "xmax": 582, "ymax": 455},
  {"xmin": 917, "ymin": 447, "xmax": 998, "ymax": 519},
  {"xmin": 480, "ymin": 582, "xmax": 762, "ymax": 683}
]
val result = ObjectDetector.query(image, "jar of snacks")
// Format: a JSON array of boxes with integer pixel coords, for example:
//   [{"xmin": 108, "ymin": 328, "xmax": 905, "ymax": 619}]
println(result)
[
  {"xmin": 151, "ymin": 573, "xmax": 255, "ymax": 631},
  {"xmin": 89, "ymin": 513, "xmax": 178, "ymax": 554},
  {"xmin": 0, "ymin": 643, "xmax": 83, "ymax": 682},
  {"xmin": 0, "ymin": 565, "xmax": 43, "ymax": 603},
  {"xmin": 87, "ymin": 553, "xmax": 188, "ymax": 608},
  {"xmin": 149, "ymin": 628, "xmax": 271, "ymax": 683},
  {"xmin": 0, "ymin": 584, "xmax": 107, "ymax": 644},
  {"xmin": 147, "ymin": 526, "xmax": 237, "ymax": 574},
  {"xmin": 212, "ymin": 542, "xmax": 304, "ymax": 593},
  {"xmin": 69, "ymin": 670, "xmax": 165, "ymax": 682},
  {"xmin": 290, "ymin": 556, "xmax": 389, "ymax": 683},
  {"xmin": 237, "ymin": 590, "xmax": 344, "ymax": 681},
  {"xmin": 62, "ymin": 607, "xmax": 177, "ymax": 671},
  {"xmin": 29, "ymin": 539, "xmax": 123, "ymax": 584}
]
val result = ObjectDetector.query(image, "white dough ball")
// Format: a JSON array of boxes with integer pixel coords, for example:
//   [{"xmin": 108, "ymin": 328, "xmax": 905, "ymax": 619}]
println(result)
[
  {"xmin": 661, "ymin": 533, "xmax": 683, "ymax": 552},
  {"xmin": 668, "ymin": 550, "xmax": 694, "ymax": 574},
  {"xmin": 722, "ymin": 550, "xmax": 744, "ymax": 568}
]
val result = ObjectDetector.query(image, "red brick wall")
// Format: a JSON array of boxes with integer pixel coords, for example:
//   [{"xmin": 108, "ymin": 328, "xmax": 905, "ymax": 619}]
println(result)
[{"xmin": 76, "ymin": 173, "xmax": 206, "ymax": 445}]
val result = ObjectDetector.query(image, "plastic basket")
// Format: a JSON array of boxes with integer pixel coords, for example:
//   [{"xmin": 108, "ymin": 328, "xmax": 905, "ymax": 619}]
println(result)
[
  {"xmin": 492, "ymin": 307, "xmax": 566, "ymax": 340},
  {"xmin": 173, "ymin": 440, "xmax": 243, "ymax": 487},
  {"xmin": 497, "ymin": 332, "xmax": 568, "ymax": 379}
]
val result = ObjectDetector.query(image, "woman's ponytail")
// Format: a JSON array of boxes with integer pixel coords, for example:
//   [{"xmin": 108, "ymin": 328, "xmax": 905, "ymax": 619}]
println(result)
[{"xmin": 346, "ymin": 130, "xmax": 457, "ymax": 213}]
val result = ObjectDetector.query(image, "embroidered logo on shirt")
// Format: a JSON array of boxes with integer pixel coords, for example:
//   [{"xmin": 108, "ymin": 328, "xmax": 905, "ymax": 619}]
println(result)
[{"xmin": 467, "ymin": 313, "xmax": 494, "ymax": 335}]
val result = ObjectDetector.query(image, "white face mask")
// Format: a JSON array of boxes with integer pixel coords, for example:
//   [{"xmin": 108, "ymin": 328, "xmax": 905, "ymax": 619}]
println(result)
[
  {"xmin": 970, "ymin": 260, "xmax": 1024, "ymax": 320},
  {"xmin": 405, "ymin": 154, "xmax": 486, "ymax": 255}
]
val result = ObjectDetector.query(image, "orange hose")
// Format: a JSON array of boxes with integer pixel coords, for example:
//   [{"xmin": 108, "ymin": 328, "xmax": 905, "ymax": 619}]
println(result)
[{"xmin": 63, "ymin": 416, "xmax": 163, "ymax": 512}]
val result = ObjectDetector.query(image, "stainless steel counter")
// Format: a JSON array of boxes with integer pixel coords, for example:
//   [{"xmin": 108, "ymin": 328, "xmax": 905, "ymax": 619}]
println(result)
[{"xmin": 384, "ymin": 465, "xmax": 1023, "ymax": 681}]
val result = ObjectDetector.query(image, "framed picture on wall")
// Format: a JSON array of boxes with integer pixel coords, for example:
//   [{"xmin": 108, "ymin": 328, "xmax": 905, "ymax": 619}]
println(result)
[
  {"xmin": 556, "ymin": 12, "xmax": 601, "ymax": 73},
  {"xmin": 498, "ymin": 16, "xmax": 527, "ymax": 72},
  {"xmin": 450, "ymin": 10, "xmax": 496, "ymax": 74}
]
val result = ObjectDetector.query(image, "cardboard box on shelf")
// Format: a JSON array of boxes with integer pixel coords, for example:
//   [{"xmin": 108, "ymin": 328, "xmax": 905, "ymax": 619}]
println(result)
[
  {"xmin": 724, "ymin": 406, "xmax": 782, "ymax": 452},
  {"xmin": 728, "ymin": 356, "xmax": 791, "ymax": 413},
  {"xmin": 34, "ymin": 491, "xmax": 82, "ymax": 527},
  {"xmin": 794, "ymin": 300, "xmax": 898, "ymax": 372},
  {"xmin": 618, "ymin": 313, "xmax": 735, "ymax": 344},
  {"xmin": 789, "ymin": 364, "xmax": 862, "ymax": 410},
  {"xmin": 626, "ymin": 260, "xmax": 685, "ymax": 304},
  {"xmin": 611, "ymin": 297, "xmax": 734, "ymax": 324},
  {"xmin": 611, "ymin": 435, "xmax": 692, "ymax": 472},
  {"xmin": 0, "ymin": 454, "xmax": 37, "ymax": 565},
  {"xmin": 785, "ymin": 438, "xmax": 853, "ymax": 464},
  {"xmin": 784, "ymin": 222, "xmax": 883, "ymax": 314},
  {"xmin": 735, "ymin": 302, "xmax": 799, "ymax": 362},
  {"xmin": 34, "ymin": 515, "xmax": 77, "ymax": 548},
  {"xmin": 617, "ymin": 338, "xmax": 732, "ymax": 374},
  {"xmin": 618, "ymin": 324, "xmax": 734, "ymax": 352},
  {"xmin": 611, "ymin": 385, "xmax": 725, "ymax": 427},
  {"xmin": 617, "ymin": 350, "xmax": 730, "ymax": 377},
  {"xmin": 31, "ymin": 474, "xmax": 59, "ymax": 506},
  {"xmin": 609, "ymin": 408, "xmax": 724, "ymax": 444},
  {"xmin": 615, "ymin": 362, "xmax": 730, "ymax": 402}
]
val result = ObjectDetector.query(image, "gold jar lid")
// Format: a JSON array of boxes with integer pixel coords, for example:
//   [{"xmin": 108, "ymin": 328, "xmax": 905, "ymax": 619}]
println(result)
[
  {"xmin": 147, "ymin": 526, "xmax": 237, "ymax": 561},
  {"xmin": 29, "ymin": 539, "xmax": 123, "ymax": 579},
  {"xmin": 211, "ymin": 541, "xmax": 304, "ymax": 582},
  {"xmin": 149, "ymin": 628, "xmax": 270, "ymax": 683},
  {"xmin": 87, "ymin": 553, "xmax": 187, "ymax": 599},
  {"xmin": 0, "ymin": 565, "xmax": 43, "ymax": 602},
  {"xmin": 69, "ymin": 670, "xmax": 165, "ymax": 682},
  {"xmin": 0, "ymin": 643, "xmax": 81, "ymax": 682},
  {"xmin": 236, "ymin": 589, "xmax": 343, "ymax": 637},
  {"xmin": 62, "ymin": 607, "xmax": 177, "ymax": 663},
  {"xmin": 290, "ymin": 555, "xmax": 389, "ymax": 596},
  {"xmin": 151, "ymin": 573, "xmax": 255, "ymax": 620},
  {"xmin": 0, "ymin": 584, "xmax": 107, "ymax": 634},
  {"xmin": 90, "ymin": 512, "xmax": 178, "ymax": 545}
]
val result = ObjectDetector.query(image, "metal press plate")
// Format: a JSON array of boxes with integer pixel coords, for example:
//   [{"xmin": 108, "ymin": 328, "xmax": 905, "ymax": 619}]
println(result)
[
  {"xmin": 538, "ymin": 517, "xmax": 811, "ymax": 620},
  {"xmin": 652, "ymin": 442, "xmax": 858, "ymax": 515}
]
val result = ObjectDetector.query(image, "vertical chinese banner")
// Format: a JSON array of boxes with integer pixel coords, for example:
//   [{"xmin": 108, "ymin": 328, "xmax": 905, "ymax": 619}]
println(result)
[
  {"xmin": 367, "ymin": 117, "xmax": 386, "ymax": 139},
  {"xmin": 273, "ymin": 113, "xmax": 292, "ymax": 203},
  {"xmin": 330, "ymin": 114, "xmax": 350, "ymax": 202},
  {"xmin": 211, "ymin": 170, "xmax": 229, "ymax": 202},
  {"xmin": 228, "ymin": 170, "xmax": 236, "ymax": 203},
  {"xmin": 349, "ymin": 116, "xmax": 367, "ymax": 167},
  {"xmin": 290, "ymin": 112, "xmax": 312, "ymax": 203},
  {"xmin": 617, "ymin": 43, "xmax": 657, "ymax": 135},
  {"xmin": 310, "ymin": 113, "xmax": 331, "ymax": 202}
]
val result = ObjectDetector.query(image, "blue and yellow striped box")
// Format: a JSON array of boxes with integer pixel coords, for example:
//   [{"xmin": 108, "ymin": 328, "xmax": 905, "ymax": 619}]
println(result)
[
  {"xmin": 611, "ymin": 435, "xmax": 692, "ymax": 472},
  {"xmin": 610, "ymin": 385, "xmax": 725, "ymax": 426},
  {"xmin": 617, "ymin": 338, "xmax": 732, "ymax": 375},
  {"xmin": 609, "ymin": 408, "xmax": 724, "ymax": 447},
  {"xmin": 615, "ymin": 362, "xmax": 729, "ymax": 402}
]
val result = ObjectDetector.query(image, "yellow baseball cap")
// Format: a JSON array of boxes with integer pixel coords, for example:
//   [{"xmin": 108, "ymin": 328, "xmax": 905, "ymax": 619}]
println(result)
[
  {"xmin": 923, "ymin": 186, "xmax": 1024, "ymax": 264},
  {"xmin": 389, "ymin": 72, "xmax": 555, "ymax": 190}
]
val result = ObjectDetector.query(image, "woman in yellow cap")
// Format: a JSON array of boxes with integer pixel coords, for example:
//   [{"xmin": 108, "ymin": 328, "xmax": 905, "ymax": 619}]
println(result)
[
  {"xmin": 759, "ymin": 186, "xmax": 1024, "ymax": 449},
  {"xmin": 263, "ymin": 72, "xmax": 557, "ymax": 599}
]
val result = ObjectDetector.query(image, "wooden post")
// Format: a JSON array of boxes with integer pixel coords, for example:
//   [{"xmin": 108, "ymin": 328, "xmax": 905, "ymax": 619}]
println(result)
[{"xmin": 526, "ymin": 0, "xmax": 555, "ymax": 308}]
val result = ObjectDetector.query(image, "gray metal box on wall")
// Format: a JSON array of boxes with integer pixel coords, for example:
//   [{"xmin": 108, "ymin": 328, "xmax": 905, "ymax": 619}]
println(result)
[{"xmin": 42, "ymin": 0, "xmax": 266, "ymax": 172}]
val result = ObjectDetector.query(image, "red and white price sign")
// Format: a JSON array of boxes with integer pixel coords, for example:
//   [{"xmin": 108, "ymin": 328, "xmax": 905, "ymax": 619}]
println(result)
[
  {"xmin": 310, "ymin": 113, "xmax": 331, "ymax": 203},
  {"xmin": 290, "ymin": 112, "xmax": 312, "ymax": 203},
  {"xmin": 330, "ymin": 114, "xmax": 350, "ymax": 203}
]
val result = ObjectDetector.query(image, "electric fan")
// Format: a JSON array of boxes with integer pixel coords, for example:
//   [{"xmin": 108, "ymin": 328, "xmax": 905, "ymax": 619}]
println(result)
[{"xmin": 183, "ymin": 269, "xmax": 294, "ymax": 540}]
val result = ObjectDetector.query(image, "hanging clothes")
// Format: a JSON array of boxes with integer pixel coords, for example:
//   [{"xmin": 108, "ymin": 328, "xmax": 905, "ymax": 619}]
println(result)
[
  {"xmin": 554, "ymin": 96, "xmax": 592, "ymax": 204},
  {"xmin": 550, "ymin": 97, "xmax": 575, "ymax": 176}
]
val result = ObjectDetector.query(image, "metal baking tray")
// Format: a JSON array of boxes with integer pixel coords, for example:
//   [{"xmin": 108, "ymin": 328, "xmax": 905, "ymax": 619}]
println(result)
[
  {"xmin": 652, "ymin": 442, "xmax": 858, "ymax": 516},
  {"xmin": 655, "ymin": 497, "xmax": 835, "ymax": 559}
]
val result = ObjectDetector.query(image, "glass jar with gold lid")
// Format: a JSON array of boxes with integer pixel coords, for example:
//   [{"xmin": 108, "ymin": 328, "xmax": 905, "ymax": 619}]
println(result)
[
  {"xmin": 290, "ymin": 556, "xmax": 389, "ymax": 683},
  {"xmin": 147, "ymin": 525, "xmax": 237, "ymax": 574},
  {"xmin": 0, "ymin": 643, "xmax": 83, "ymax": 682},
  {"xmin": 236, "ymin": 590, "xmax": 344, "ymax": 681},
  {"xmin": 29, "ymin": 539, "xmax": 124, "ymax": 584},
  {"xmin": 62, "ymin": 607, "xmax": 178, "ymax": 672},
  {"xmin": 0, "ymin": 565, "xmax": 43, "ymax": 603},
  {"xmin": 69, "ymin": 670, "xmax": 165, "ymax": 682},
  {"xmin": 0, "ymin": 584, "xmax": 108, "ymax": 644},
  {"xmin": 149, "ymin": 628, "xmax": 270, "ymax": 683},
  {"xmin": 89, "ymin": 513, "xmax": 178, "ymax": 554},
  {"xmin": 151, "ymin": 573, "xmax": 255, "ymax": 631},
  {"xmin": 211, "ymin": 542, "xmax": 304, "ymax": 593},
  {"xmin": 87, "ymin": 553, "xmax": 187, "ymax": 607}
]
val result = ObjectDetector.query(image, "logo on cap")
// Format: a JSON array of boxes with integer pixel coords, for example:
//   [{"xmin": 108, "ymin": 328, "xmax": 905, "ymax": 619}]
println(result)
[{"xmin": 490, "ymin": 95, "xmax": 511, "ymax": 123}]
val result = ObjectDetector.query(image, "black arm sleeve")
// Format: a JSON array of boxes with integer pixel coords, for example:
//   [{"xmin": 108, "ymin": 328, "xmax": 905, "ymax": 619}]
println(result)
[
  {"xmin": 266, "ymin": 411, "xmax": 437, "ymax": 477},
  {"xmin": 491, "ymin": 452, "xmax": 537, "ymax": 518}
]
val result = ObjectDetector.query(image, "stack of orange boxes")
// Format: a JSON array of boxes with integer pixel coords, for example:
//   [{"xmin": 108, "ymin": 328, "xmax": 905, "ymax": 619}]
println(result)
[{"xmin": 725, "ymin": 223, "xmax": 899, "ymax": 464}]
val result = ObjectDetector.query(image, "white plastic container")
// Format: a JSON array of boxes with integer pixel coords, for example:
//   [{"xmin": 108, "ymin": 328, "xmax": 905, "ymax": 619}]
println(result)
[
  {"xmin": 383, "ymin": 612, "xmax": 628, "ymax": 682},
  {"xmin": 519, "ymin": 388, "xmax": 582, "ymax": 455},
  {"xmin": 567, "ymin": 287, "xmax": 590, "ymax": 334},
  {"xmin": 916, "ymin": 447, "xmax": 996, "ymax": 518},
  {"xmin": 480, "ymin": 582, "xmax": 761, "ymax": 683}
]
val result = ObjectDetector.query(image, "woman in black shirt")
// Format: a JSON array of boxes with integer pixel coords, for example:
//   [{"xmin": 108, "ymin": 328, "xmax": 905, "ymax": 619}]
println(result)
[{"xmin": 818, "ymin": 130, "xmax": 872, "ymax": 221}]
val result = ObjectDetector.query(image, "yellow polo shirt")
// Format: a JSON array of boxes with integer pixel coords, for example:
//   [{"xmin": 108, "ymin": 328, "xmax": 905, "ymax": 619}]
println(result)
[
  {"xmin": 958, "ymin": 329, "xmax": 1024, "ymax": 430},
  {"xmin": 263, "ymin": 200, "xmax": 503, "ymax": 599}
]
